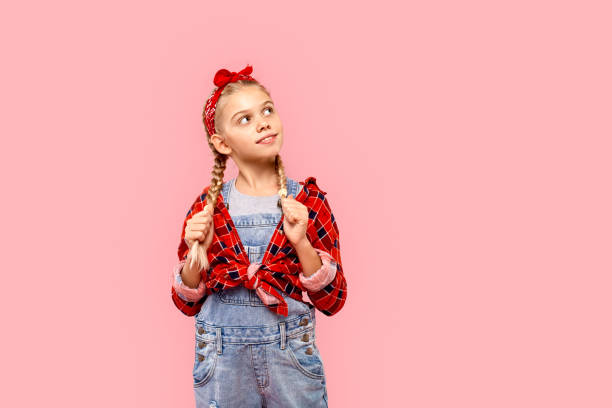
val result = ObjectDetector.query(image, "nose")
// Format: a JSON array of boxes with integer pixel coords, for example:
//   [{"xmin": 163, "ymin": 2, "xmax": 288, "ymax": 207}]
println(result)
[{"xmin": 257, "ymin": 120, "xmax": 270, "ymax": 132}]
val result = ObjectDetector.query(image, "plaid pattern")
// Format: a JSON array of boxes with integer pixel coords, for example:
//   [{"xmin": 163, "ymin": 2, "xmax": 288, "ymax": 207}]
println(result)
[{"xmin": 171, "ymin": 177, "xmax": 347, "ymax": 317}]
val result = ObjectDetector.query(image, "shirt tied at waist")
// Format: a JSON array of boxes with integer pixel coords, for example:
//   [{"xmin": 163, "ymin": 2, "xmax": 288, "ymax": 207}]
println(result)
[{"xmin": 245, "ymin": 262, "xmax": 281, "ymax": 306}]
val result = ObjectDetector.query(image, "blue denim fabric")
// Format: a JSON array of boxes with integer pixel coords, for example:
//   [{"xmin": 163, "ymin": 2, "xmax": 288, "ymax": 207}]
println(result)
[{"xmin": 192, "ymin": 178, "xmax": 329, "ymax": 408}]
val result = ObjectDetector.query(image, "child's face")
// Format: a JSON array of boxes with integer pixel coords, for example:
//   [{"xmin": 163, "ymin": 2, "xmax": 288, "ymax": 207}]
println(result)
[{"xmin": 211, "ymin": 86, "xmax": 283, "ymax": 163}]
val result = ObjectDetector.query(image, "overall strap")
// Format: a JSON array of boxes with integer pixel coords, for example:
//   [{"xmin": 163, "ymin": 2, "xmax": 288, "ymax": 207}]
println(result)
[
  {"xmin": 292, "ymin": 177, "xmax": 304, "ymax": 197},
  {"xmin": 287, "ymin": 177, "xmax": 300, "ymax": 198},
  {"xmin": 220, "ymin": 178, "xmax": 232, "ymax": 207}
]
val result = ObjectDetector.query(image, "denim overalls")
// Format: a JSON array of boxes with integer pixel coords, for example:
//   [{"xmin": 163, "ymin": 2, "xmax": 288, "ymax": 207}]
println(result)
[{"xmin": 192, "ymin": 177, "xmax": 329, "ymax": 408}]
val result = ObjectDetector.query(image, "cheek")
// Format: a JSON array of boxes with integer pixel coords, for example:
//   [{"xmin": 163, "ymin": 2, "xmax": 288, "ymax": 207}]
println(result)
[
  {"xmin": 227, "ymin": 130, "xmax": 252, "ymax": 146},
  {"xmin": 273, "ymin": 116, "xmax": 282, "ymax": 128}
]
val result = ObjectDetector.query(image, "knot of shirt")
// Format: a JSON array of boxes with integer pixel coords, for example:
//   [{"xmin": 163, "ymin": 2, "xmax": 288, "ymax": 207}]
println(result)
[{"xmin": 244, "ymin": 261, "xmax": 281, "ymax": 305}]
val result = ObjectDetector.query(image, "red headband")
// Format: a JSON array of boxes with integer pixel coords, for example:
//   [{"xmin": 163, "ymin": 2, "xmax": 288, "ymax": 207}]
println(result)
[{"xmin": 203, "ymin": 64, "xmax": 257, "ymax": 136}]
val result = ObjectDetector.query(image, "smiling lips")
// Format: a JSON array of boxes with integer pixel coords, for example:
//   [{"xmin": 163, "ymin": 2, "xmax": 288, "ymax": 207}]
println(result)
[{"xmin": 256, "ymin": 133, "xmax": 278, "ymax": 144}]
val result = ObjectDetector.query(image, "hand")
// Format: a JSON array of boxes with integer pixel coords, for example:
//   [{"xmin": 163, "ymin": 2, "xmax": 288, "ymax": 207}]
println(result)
[
  {"xmin": 184, "ymin": 205, "xmax": 215, "ymax": 250},
  {"xmin": 280, "ymin": 194, "xmax": 309, "ymax": 247}
]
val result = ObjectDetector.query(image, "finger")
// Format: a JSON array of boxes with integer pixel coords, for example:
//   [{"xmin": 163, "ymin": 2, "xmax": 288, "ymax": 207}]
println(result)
[
  {"xmin": 195, "ymin": 207, "xmax": 211, "ymax": 216},
  {"xmin": 286, "ymin": 210, "xmax": 297, "ymax": 223},
  {"xmin": 283, "ymin": 198, "xmax": 304, "ymax": 210},
  {"xmin": 188, "ymin": 222, "xmax": 208, "ymax": 229},
  {"xmin": 189, "ymin": 222, "xmax": 211, "ymax": 231},
  {"xmin": 188, "ymin": 216, "xmax": 212, "ymax": 228},
  {"xmin": 185, "ymin": 231, "xmax": 204, "ymax": 241},
  {"xmin": 284, "ymin": 202, "xmax": 304, "ymax": 216},
  {"xmin": 189, "ymin": 226, "xmax": 213, "ymax": 239},
  {"xmin": 185, "ymin": 227, "xmax": 205, "ymax": 237},
  {"xmin": 190, "ymin": 210, "xmax": 210, "ymax": 222},
  {"xmin": 281, "ymin": 199, "xmax": 297, "ymax": 211},
  {"xmin": 191, "ymin": 213, "xmax": 212, "ymax": 222}
]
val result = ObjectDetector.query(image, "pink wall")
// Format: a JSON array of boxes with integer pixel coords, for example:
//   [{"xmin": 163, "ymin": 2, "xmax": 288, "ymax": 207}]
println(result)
[{"xmin": 2, "ymin": 0, "xmax": 611, "ymax": 406}]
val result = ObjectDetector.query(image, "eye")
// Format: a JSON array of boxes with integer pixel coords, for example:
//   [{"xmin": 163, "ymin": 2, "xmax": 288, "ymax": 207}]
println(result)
[{"xmin": 238, "ymin": 106, "xmax": 274, "ymax": 125}]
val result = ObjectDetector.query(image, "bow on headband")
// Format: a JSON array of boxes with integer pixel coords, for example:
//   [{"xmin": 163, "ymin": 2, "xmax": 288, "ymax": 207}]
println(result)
[
  {"xmin": 213, "ymin": 65, "xmax": 254, "ymax": 87},
  {"xmin": 203, "ymin": 64, "xmax": 257, "ymax": 136}
]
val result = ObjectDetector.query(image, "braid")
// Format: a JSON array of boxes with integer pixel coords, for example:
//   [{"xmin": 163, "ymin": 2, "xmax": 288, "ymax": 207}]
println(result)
[
  {"xmin": 188, "ymin": 152, "xmax": 227, "ymax": 272},
  {"xmin": 275, "ymin": 154, "xmax": 288, "ymax": 198},
  {"xmin": 206, "ymin": 152, "xmax": 228, "ymax": 205}
]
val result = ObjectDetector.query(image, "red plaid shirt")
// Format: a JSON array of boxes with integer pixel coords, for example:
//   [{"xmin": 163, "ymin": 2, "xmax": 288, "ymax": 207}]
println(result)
[{"xmin": 171, "ymin": 177, "xmax": 347, "ymax": 317}]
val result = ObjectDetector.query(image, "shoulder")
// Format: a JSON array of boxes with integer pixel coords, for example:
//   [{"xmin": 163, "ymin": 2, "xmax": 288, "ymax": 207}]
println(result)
[
  {"xmin": 298, "ymin": 176, "xmax": 328, "ymax": 196},
  {"xmin": 184, "ymin": 189, "xmax": 206, "ymax": 218},
  {"xmin": 296, "ymin": 176, "xmax": 334, "ymax": 217},
  {"xmin": 184, "ymin": 181, "xmax": 226, "ymax": 218}
]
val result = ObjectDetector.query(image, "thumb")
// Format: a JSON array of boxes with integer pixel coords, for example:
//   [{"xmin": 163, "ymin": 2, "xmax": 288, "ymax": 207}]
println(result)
[
  {"xmin": 195, "ymin": 207, "xmax": 209, "ymax": 216},
  {"xmin": 204, "ymin": 222, "xmax": 215, "ymax": 247}
]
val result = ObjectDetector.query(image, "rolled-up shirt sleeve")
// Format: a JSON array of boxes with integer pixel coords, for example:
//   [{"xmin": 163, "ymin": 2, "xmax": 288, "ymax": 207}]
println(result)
[
  {"xmin": 171, "ymin": 260, "xmax": 207, "ymax": 302},
  {"xmin": 298, "ymin": 248, "xmax": 337, "ymax": 291}
]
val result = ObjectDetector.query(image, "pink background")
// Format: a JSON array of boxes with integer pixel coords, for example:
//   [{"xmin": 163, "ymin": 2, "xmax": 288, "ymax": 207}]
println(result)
[{"xmin": 2, "ymin": 0, "xmax": 611, "ymax": 406}]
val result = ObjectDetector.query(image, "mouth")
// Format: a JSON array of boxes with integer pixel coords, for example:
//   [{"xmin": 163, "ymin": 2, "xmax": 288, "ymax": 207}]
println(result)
[{"xmin": 256, "ymin": 133, "xmax": 278, "ymax": 144}]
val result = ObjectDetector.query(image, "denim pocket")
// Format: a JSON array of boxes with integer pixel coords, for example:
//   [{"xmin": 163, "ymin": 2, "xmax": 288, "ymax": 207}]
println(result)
[
  {"xmin": 193, "ymin": 339, "xmax": 217, "ymax": 388},
  {"xmin": 286, "ymin": 329, "xmax": 325, "ymax": 379}
]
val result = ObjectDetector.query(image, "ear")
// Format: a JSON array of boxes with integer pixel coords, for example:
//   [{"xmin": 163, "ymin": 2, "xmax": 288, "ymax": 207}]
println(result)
[{"xmin": 210, "ymin": 133, "xmax": 232, "ymax": 155}]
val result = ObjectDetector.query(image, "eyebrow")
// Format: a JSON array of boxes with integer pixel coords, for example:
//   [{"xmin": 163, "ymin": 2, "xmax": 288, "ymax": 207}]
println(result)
[{"xmin": 231, "ymin": 100, "xmax": 274, "ymax": 121}]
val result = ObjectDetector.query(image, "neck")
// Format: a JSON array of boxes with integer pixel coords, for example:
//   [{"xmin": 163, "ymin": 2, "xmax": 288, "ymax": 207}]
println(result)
[{"xmin": 234, "ymin": 159, "xmax": 279, "ymax": 196}]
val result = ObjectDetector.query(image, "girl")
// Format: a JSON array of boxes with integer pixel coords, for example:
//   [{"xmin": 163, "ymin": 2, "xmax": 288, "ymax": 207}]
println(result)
[{"xmin": 170, "ymin": 65, "xmax": 347, "ymax": 408}]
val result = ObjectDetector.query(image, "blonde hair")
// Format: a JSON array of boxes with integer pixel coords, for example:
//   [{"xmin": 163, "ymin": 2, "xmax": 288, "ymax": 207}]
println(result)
[{"xmin": 188, "ymin": 79, "xmax": 289, "ymax": 272}]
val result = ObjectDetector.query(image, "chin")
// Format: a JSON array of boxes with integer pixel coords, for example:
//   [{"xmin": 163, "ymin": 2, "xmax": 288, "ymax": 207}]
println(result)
[{"xmin": 268, "ymin": 146, "xmax": 282, "ymax": 158}]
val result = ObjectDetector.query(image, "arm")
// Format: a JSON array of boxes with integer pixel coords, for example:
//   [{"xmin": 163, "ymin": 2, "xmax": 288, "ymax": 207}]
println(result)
[
  {"xmin": 302, "ymin": 193, "xmax": 347, "ymax": 316},
  {"xmin": 291, "ymin": 182, "xmax": 337, "ymax": 291},
  {"xmin": 171, "ymin": 191, "xmax": 209, "ymax": 317}
]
